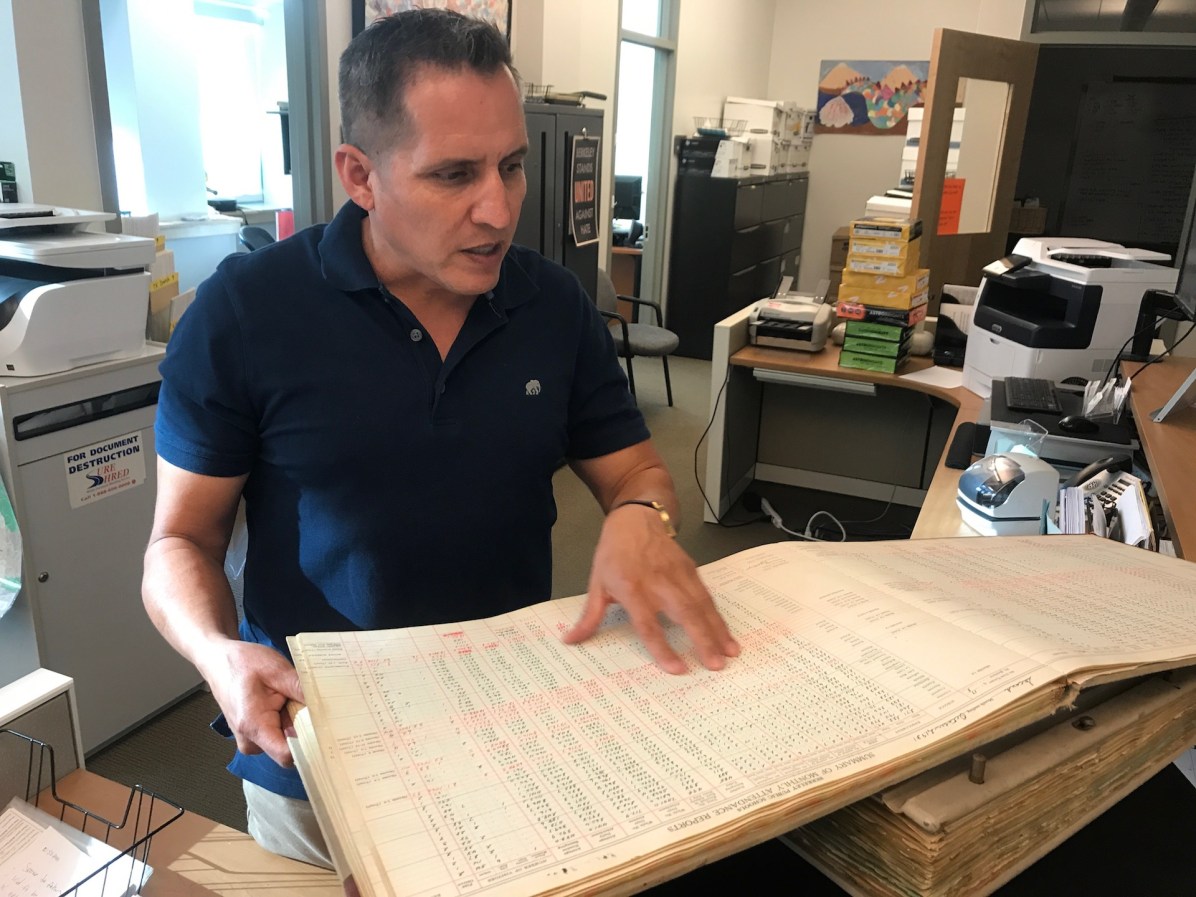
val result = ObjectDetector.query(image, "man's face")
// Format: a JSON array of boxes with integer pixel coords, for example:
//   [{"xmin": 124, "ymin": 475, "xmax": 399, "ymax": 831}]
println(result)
[{"xmin": 363, "ymin": 66, "xmax": 528, "ymax": 301}]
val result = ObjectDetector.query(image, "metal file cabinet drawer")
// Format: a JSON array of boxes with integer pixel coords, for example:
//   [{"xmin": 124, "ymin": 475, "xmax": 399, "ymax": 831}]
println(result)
[{"xmin": 733, "ymin": 184, "xmax": 764, "ymax": 230}]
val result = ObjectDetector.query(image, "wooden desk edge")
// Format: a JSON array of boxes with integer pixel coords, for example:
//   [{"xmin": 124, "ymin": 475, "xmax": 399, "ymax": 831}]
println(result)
[
  {"xmin": 1123, "ymin": 356, "xmax": 1196, "ymax": 559},
  {"xmin": 729, "ymin": 345, "xmax": 983, "ymax": 540}
]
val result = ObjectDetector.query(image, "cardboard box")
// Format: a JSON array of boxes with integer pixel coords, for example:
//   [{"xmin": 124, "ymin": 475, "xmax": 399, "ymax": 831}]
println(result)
[
  {"xmin": 712, "ymin": 137, "xmax": 750, "ymax": 178},
  {"xmin": 1010, "ymin": 204, "xmax": 1048, "ymax": 234},
  {"xmin": 849, "ymin": 235, "xmax": 921, "ymax": 260},
  {"xmin": 836, "ymin": 285, "xmax": 929, "ymax": 311},
  {"xmin": 844, "ymin": 319, "xmax": 913, "ymax": 342},
  {"xmin": 850, "ymin": 217, "xmax": 923, "ymax": 241},
  {"xmin": 841, "ymin": 268, "xmax": 930, "ymax": 294},
  {"xmin": 836, "ymin": 302, "xmax": 927, "ymax": 327},
  {"xmin": 843, "ymin": 335, "xmax": 910, "ymax": 358},
  {"xmin": 746, "ymin": 133, "xmax": 784, "ymax": 175},
  {"xmin": 845, "ymin": 251, "xmax": 921, "ymax": 277},
  {"xmin": 830, "ymin": 227, "xmax": 851, "ymax": 266},
  {"xmin": 724, "ymin": 96, "xmax": 786, "ymax": 137},
  {"xmin": 839, "ymin": 348, "xmax": 909, "ymax": 374}
]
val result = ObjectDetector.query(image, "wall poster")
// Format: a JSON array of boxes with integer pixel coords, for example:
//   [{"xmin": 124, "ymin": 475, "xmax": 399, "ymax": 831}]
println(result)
[
  {"xmin": 816, "ymin": 60, "xmax": 928, "ymax": 136},
  {"xmin": 570, "ymin": 135, "xmax": 601, "ymax": 247}
]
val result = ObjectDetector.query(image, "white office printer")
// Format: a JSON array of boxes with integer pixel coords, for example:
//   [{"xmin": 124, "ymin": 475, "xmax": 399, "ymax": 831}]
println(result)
[
  {"xmin": 0, "ymin": 204, "xmax": 155, "ymax": 377},
  {"xmin": 749, "ymin": 279, "xmax": 833, "ymax": 351},
  {"xmin": 962, "ymin": 237, "xmax": 1178, "ymax": 397}
]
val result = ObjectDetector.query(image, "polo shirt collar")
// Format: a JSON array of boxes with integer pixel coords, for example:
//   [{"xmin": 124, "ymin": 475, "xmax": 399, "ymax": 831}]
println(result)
[{"xmin": 318, "ymin": 200, "xmax": 539, "ymax": 309}]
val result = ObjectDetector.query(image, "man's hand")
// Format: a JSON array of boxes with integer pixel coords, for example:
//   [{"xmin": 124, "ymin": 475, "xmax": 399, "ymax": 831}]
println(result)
[
  {"xmin": 563, "ymin": 503, "xmax": 740, "ymax": 674},
  {"xmin": 201, "ymin": 640, "xmax": 305, "ymax": 767}
]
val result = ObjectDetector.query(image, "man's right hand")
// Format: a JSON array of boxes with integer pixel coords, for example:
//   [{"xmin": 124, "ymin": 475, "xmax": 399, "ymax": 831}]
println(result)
[{"xmin": 201, "ymin": 640, "xmax": 305, "ymax": 767}]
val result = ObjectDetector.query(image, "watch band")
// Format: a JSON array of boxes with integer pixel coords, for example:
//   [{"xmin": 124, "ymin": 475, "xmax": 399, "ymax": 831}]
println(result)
[{"xmin": 611, "ymin": 499, "xmax": 677, "ymax": 538}]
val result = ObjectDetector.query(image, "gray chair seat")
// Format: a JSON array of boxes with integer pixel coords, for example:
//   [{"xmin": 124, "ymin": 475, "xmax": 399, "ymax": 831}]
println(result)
[{"xmin": 609, "ymin": 323, "xmax": 680, "ymax": 356}]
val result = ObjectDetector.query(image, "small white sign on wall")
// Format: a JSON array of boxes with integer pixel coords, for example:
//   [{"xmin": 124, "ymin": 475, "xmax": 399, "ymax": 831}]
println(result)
[{"xmin": 63, "ymin": 431, "xmax": 147, "ymax": 509}]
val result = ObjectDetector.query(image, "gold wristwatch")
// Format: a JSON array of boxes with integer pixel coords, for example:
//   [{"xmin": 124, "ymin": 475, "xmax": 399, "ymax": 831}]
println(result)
[{"xmin": 612, "ymin": 499, "xmax": 677, "ymax": 538}]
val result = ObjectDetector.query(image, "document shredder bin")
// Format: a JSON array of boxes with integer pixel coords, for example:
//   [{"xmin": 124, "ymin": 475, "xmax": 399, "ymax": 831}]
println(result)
[{"xmin": 0, "ymin": 346, "xmax": 201, "ymax": 752}]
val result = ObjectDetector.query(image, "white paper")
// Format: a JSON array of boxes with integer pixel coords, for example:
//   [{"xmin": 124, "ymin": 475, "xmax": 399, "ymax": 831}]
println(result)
[
  {"xmin": 0, "ymin": 799, "xmax": 149, "ymax": 897},
  {"xmin": 900, "ymin": 365, "xmax": 964, "ymax": 389}
]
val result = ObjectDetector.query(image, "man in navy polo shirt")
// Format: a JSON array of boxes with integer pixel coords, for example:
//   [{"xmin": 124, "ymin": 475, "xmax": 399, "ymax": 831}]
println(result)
[{"xmin": 142, "ymin": 8, "xmax": 739, "ymax": 868}]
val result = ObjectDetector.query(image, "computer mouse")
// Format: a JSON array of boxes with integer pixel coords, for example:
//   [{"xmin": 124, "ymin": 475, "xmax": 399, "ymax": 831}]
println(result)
[{"xmin": 1058, "ymin": 414, "xmax": 1099, "ymax": 434}]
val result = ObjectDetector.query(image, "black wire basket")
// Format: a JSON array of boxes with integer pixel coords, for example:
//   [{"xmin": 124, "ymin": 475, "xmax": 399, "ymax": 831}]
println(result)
[{"xmin": 1, "ymin": 728, "xmax": 184, "ymax": 896}]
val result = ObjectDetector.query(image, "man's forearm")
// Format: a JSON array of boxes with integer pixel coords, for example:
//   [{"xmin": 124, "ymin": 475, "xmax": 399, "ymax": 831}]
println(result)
[{"xmin": 142, "ymin": 536, "xmax": 241, "ymax": 676}]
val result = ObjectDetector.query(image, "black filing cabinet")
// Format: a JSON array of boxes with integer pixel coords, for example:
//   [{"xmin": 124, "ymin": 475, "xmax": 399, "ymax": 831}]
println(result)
[
  {"xmin": 516, "ymin": 103, "xmax": 603, "ymax": 303},
  {"xmin": 667, "ymin": 172, "xmax": 809, "ymax": 359}
]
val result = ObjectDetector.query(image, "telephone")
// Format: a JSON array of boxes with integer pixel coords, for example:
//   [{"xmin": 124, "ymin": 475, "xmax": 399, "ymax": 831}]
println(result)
[
  {"xmin": 1062, "ymin": 456, "xmax": 1128, "ymax": 490},
  {"xmin": 1062, "ymin": 457, "xmax": 1133, "ymax": 511}
]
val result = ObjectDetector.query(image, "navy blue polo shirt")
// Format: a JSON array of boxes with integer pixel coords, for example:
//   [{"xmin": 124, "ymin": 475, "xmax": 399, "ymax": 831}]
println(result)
[{"xmin": 156, "ymin": 201, "xmax": 648, "ymax": 797}]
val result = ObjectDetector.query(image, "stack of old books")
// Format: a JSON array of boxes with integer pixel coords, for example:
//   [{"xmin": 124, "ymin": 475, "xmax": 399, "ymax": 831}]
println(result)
[
  {"xmin": 286, "ymin": 536, "xmax": 1196, "ymax": 897},
  {"xmin": 837, "ymin": 216, "xmax": 929, "ymax": 374}
]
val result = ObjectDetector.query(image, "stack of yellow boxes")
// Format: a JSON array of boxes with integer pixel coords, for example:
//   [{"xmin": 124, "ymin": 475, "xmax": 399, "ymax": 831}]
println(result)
[{"xmin": 836, "ymin": 216, "xmax": 929, "ymax": 374}]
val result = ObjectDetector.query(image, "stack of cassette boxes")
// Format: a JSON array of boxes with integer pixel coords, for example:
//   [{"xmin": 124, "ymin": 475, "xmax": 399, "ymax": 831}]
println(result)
[
  {"xmin": 722, "ymin": 97, "xmax": 814, "ymax": 177},
  {"xmin": 835, "ymin": 216, "xmax": 929, "ymax": 374}
]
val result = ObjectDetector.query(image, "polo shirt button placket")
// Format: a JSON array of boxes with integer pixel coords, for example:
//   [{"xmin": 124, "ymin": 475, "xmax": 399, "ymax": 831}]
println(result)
[{"xmin": 410, "ymin": 328, "xmax": 423, "ymax": 342}]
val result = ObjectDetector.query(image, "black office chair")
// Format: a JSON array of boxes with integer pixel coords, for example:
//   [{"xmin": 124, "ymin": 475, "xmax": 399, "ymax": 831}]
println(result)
[
  {"xmin": 594, "ymin": 269, "xmax": 679, "ymax": 406},
  {"xmin": 238, "ymin": 225, "xmax": 275, "ymax": 252}
]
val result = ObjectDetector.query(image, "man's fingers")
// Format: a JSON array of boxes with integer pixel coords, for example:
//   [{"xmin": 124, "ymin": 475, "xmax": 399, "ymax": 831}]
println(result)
[
  {"xmin": 562, "ymin": 590, "xmax": 610, "ymax": 645},
  {"xmin": 621, "ymin": 601, "xmax": 687, "ymax": 675}
]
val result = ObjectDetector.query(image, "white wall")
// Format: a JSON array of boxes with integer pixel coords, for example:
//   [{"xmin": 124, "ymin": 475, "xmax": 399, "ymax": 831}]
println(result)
[
  {"xmin": 1, "ymin": 0, "xmax": 101, "ymax": 209},
  {"xmin": 768, "ymin": 0, "xmax": 1026, "ymax": 292}
]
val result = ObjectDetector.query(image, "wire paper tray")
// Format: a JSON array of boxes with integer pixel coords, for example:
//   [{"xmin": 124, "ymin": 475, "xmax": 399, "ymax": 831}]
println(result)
[{"xmin": 1, "ymin": 728, "xmax": 184, "ymax": 896}]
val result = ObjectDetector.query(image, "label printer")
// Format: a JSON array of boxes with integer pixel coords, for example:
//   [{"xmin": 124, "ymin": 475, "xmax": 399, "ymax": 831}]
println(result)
[
  {"xmin": 0, "ymin": 205, "xmax": 155, "ymax": 377},
  {"xmin": 962, "ymin": 237, "xmax": 1178, "ymax": 398}
]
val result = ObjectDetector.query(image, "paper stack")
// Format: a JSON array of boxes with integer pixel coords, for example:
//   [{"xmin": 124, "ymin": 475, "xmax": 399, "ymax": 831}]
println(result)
[{"xmin": 0, "ymin": 796, "xmax": 151, "ymax": 896}]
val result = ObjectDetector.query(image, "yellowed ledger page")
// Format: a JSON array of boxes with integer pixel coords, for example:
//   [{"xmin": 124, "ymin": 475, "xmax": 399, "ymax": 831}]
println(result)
[{"xmin": 289, "ymin": 536, "xmax": 1196, "ymax": 897}]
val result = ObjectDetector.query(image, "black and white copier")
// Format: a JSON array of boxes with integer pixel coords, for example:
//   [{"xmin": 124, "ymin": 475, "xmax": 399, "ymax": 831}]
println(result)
[
  {"xmin": 0, "ymin": 204, "xmax": 155, "ymax": 377},
  {"xmin": 962, "ymin": 237, "xmax": 1178, "ymax": 397}
]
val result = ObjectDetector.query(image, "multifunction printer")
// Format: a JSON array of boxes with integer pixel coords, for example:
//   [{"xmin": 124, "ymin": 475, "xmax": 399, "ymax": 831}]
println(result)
[
  {"xmin": 962, "ymin": 237, "xmax": 1178, "ymax": 397},
  {"xmin": 0, "ymin": 205, "xmax": 155, "ymax": 377}
]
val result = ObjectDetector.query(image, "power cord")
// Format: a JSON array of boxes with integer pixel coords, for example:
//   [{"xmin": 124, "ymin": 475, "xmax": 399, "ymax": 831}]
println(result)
[
  {"xmin": 1126, "ymin": 319, "xmax": 1196, "ymax": 384},
  {"xmin": 693, "ymin": 362, "xmax": 765, "ymax": 528},
  {"xmin": 742, "ymin": 492, "xmax": 847, "ymax": 542}
]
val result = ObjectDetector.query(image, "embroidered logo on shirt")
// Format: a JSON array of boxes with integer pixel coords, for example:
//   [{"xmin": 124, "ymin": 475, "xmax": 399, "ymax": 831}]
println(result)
[{"xmin": 525, "ymin": 379, "xmax": 542, "ymax": 396}]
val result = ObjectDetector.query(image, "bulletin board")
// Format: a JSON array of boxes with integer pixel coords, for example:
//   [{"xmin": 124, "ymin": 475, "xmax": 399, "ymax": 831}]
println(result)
[{"xmin": 1059, "ymin": 80, "xmax": 1196, "ymax": 247}]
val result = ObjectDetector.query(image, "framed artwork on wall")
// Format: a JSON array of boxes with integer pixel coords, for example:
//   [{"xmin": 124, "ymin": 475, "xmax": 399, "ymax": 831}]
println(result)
[{"xmin": 352, "ymin": 0, "xmax": 512, "ymax": 40}]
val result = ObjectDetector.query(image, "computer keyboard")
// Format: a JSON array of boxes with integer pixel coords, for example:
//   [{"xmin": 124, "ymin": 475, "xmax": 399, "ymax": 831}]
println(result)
[{"xmin": 1003, "ymin": 376, "xmax": 1061, "ymax": 413}]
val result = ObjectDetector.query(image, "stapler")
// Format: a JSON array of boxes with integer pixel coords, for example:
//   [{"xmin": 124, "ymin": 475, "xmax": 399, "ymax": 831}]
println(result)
[{"xmin": 749, "ymin": 280, "xmax": 833, "ymax": 352}]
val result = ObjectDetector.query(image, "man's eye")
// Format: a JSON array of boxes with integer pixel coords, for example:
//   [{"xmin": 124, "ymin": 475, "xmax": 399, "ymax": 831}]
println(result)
[
  {"xmin": 504, "ymin": 161, "xmax": 525, "ymax": 176},
  {"xmin": 436, "ymin": 169, "xmax": 469, "ymax": 182}
]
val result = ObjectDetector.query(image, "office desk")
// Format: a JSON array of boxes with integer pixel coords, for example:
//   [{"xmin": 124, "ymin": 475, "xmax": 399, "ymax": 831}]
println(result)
[
  {"xmin": 1124, "ymin": 355, "xmax": 1196, "ymax": 558},
  {"xmin": 704, "ymin": 303, "xmax": 981, "ymax": 538},
  {"xmin": 610, "ymin": 245, "xmax": 643, "ymax": 299}
]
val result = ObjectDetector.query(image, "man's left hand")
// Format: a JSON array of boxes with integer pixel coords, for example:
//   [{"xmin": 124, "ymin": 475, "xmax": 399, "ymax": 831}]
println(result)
[{"xmin": 562, "ymin": 503, "xmax": 740, "ymax": 674}]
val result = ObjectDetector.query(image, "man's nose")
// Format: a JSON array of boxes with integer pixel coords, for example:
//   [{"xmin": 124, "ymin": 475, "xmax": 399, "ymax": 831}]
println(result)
[{"xmin": 472, "ymin": 171, "xmax": 516, "ymax": 229}]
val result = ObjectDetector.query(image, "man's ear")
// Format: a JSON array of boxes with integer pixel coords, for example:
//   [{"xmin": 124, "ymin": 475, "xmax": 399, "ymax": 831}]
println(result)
[{"xmin": 335, "ymin": 144, "xmax": 375, "ymax": 210}]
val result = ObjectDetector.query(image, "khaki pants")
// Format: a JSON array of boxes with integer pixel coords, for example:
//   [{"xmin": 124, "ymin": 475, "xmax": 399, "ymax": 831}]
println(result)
[{"xmin": 242, "ymin": 779, "xmax": 334, "ymax": 869}]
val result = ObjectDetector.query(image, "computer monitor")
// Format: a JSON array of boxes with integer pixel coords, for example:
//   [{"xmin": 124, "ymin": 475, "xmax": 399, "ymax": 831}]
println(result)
[
  {"xmin": 1173, "ymin": 162, "xmax": 1196, "ymax": 324},
  {"xmin": 613, "ymin": 175, "xmax": 642, "ymax": 221}
]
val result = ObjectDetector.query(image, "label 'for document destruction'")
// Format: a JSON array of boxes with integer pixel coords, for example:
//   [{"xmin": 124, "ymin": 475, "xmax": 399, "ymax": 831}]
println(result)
[{"xmin": 64, "ymin": 430, "xmax": 147, "ymax": 509}]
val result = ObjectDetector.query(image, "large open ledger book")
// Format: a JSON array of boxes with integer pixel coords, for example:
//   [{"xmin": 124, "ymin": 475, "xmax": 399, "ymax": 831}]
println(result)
[{"xmin": 287, "ymin": 535, "xmax": 1196, "ymax": 897}]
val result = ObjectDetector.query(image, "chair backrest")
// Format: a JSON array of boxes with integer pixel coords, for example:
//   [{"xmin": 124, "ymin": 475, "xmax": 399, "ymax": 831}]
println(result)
[
  {"xmin": 594, "ymin": 269, "xmax": 619, "ymax": 314},
  {"xmin": 239, "ymin": 225, "xmax": 275, "ymax": 252}
]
